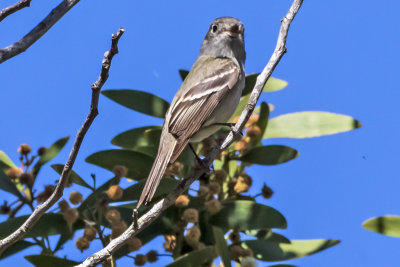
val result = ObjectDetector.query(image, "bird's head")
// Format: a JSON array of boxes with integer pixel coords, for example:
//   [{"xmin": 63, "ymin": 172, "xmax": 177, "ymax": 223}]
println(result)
[{"xmin": 200, "ymin": 17, "xmax": 246, "ymax": 64}]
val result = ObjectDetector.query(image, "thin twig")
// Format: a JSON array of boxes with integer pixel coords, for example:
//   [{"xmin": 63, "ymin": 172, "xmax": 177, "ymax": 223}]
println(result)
[
  {"xmin": 32, "ymin": 237, "xmax": 46, "ymax": 250},
  {"xmin": 76, "ymin": 1, "xmax": 303, "ymax": 266},
  {"xmin": 0, "ymin": 0, "xmax": 31, "ymax": 23},
  {"xmin": 0, "ymin": 27, "xmax": 125, "ymax": 256},
  {"xmin": 8, "ymin": 201, "xmax": 24, "ymax": 218},
  {"xmin": 0, "ymin": 0, "xmax": 81, "ymax": 64}
]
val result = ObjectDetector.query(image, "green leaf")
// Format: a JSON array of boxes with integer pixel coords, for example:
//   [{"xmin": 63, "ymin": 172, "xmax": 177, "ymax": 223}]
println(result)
[
  {"xmin": 174, "ymin": 146, "xmax": 196, "ymax": 178},
  {"xmin": 51, "ymin": 164, "xmax": 92, "ymax": 189},
  {"xmin": 25, "ymin": 255, "xmax": 79, "ymax": 267},
  {"xmin": 0, "ymin": 162, "xmax": 10, "ymax": 173},
  {"xmin": 264, "ymin": 112, "xmax": 361, "ymax": 139},
  {"xmin": 167, "ymin": 246, "xmax": 214, "ymax": 267},
  {"xmin": 0, "ymin": 240, "xmax": 34, "ymax": 260},
  {"xmin": 116, "ymin": 178, "xmax": 179, "ymax": 202},
  {"xmin": 231, "ymin": 96, "xmax": 272, "ymax": 122},
  {"xmin": 254, "ymin": 102, "xmax": 270, "ymax": 143},
  {"xmin": 235, "ymin": 145, "xmax": 298, "ymax": 165},
  {"xmin": 362, "ymin": 215, "xmax": 400, "ymax": 237},
  {"xmin": 0, "ymin": 169, "xmax": 24, "ymax": 199},
  {"xmin": 179, "ymin": 69, "xmax": 189, "ymax": 80},
  {"xmin": 245, "ymin": 229, "xmax": 290, "ymax": 243},
  {"xmin": 210, "ymin": 200, "xmax": 286, "ymax": 230},
  {"xmin": 263, "ymin": 232, "xmax": 291, "ymax": 244},
  {"xmin": 243, "ymin": 239, "xmax": 340, "ymax": 262},
  {"xmin": 242, "ymin": 75, "xmax": 288, "ymax": 96},
  {"xmin": 228, "ymin": 160, "xmax": 238, "ymax": 178},
  {"xmin": 32, "ymin": 136, "xmax": 70, "ymax": 176},
  {"xmin": 0, "ymin": 213, "xmax": 83, "ymax": 239},
  {"xmin": 111, "ymin": 125, "xmax": 162, "ymax": 153},
  {"xmin": 102, "ymin": 89, "xmax": 170, "ymax": 118},
  {"xmin": 85, "ymin": 149, "xmax": 154, "ymax": 180},
  {"xmin": 111, "ymin": 125, "xmax": 193, "ymax": 173},
  {"xmin": 212, "ymin": 226, "xmax": 231, "ymax": 267},
  {"xmin": 231, "ymin": 95, "xmax": 249, "ymax": 120},
  {"xmin": 128, "ymin": 146, "xmax": 157, "ymax": 157},
  {"xmin": 198, "ymin": 210, "xmax": 215, "ymax": 246},
  {"xmin": 0, "ymin": 151, "xmax": 17, "ymax": 169}
]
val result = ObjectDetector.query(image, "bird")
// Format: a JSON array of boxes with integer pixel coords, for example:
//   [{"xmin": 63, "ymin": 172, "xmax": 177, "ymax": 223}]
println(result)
[{"xmin": 137, "ymin": 17, "xmax": 246, "ymax": 208}]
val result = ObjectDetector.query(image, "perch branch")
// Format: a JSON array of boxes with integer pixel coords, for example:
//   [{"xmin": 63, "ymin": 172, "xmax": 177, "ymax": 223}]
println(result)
[
  {"xmin": 0, "ymin": 27, "xmax": 125, "ymax": 256},
  {"xmin": 0, "ymin": 0, "xmax": 31, "ymax": 22},
  {"xmin": 0, "ymin": 0, "xmax": 81, "ymax": 64},
  {"xmin": 76, "ymin": 0, "xmax": 303, "ymax": 266}
]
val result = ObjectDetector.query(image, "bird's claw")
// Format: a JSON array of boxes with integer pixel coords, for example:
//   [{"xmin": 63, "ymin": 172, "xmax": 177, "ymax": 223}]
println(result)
[
  {"xmin": 211, "ymin": 122, "xmax": 243, "ymax": 138},
  {"xmin": 230, "ymin": 124, "xmax": 243, "ymax": 138}
]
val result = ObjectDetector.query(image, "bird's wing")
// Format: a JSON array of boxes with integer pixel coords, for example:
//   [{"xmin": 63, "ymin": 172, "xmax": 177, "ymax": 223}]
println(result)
[
  {"xmin": 167, "ymin": 56, "xmax": 240, "ymax": 161},
  {"xmin": 138, "ymin": 56, "xmax": 239, "ymax": 207}
]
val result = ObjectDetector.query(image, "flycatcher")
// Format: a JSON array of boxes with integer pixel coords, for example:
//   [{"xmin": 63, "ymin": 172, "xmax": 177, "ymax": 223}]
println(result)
[{"xmin": 138, "ymin": 17, "xmax": 246, "ymax": 208}]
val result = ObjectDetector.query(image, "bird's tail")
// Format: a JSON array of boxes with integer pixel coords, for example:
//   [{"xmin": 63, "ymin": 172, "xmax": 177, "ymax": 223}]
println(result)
[{"xmin": 137, "ymin": 133, "xmax": 177, "ymax": 208}]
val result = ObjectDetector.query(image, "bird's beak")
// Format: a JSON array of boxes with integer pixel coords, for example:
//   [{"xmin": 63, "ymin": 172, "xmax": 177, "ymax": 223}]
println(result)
[{"xmin": 225, "ymin": 24, "xmax": 240, "ymax": 38}]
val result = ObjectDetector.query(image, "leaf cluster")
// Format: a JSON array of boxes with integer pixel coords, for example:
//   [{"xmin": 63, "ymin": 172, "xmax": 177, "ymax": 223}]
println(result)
[{"xmin": 0, "ymin": 70, "xmax": 360, "ymax": 266}]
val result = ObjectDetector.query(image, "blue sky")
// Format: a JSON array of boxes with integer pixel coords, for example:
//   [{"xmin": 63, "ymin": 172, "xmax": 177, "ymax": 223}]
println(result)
[{"xmin": 1, "ymin": 0, "xmax": 400, "ymax": 266}]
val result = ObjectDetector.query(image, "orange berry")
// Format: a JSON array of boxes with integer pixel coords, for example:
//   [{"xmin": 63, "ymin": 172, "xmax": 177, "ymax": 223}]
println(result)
[
  {"xmin": 112, "ymin": 165, "xmax": 128, "ymax": 178},
  {"xmin": 17, "ymin": 144, "xmax": 31, "ymax": 155},
  {"xmin": 69, "ymin": 191, "xmax": 83, "ymax": 205},
  {"xmin": 6, "ymin": 167, "xmax": 21, "ymax": 180},
  {"xmin": 75, "ymin": 237, "xmax": 90, "ymax": 251},
  {"xmin": 106, "ymin": 185, "xmax": 123, "ymax": 200},
  {"xmin": 175, "ymin": 195, "xmax": 190, "ymax": 207}
]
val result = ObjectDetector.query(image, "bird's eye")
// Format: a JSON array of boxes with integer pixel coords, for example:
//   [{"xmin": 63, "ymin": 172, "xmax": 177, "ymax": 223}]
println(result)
[{"xmin": 212, "ymin": 25, "xmax": 218, "ymax": 33}]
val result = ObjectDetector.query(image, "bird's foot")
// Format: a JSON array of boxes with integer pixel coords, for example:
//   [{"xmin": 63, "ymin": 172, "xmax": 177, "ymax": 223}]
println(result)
[
  {"xmin": 230, "ymin": 125, "xmax": 244, "ymax": 139},
  {"xmin": 211, "ymin": 122, "xmax": 243, "ymax": 137},
  {"xmin": 188, "ymin": 143, "xmax": 210, "ymax": 172}
]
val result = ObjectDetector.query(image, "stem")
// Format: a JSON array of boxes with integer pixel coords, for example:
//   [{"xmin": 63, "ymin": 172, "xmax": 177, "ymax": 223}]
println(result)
[
  {"xmin": 32, "ymin": 237, "xmax": 46, "ymax": 250},
  {"xmin": 158, "ymin": 253, "xmax": 173, "ymax": 257},
  {"xmin": 45, "ymin": 236, "xmax": 52, "ymax": 252},
  {"xmin": 8, "ymin": 202, "xmax": 24, "ymax": 218}
]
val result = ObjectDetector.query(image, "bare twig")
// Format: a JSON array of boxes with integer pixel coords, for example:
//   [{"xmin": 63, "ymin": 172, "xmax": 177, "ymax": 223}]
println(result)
[
  {"xmin": 76, "ymin": 1, "xmax": 303, "ymax": 266},
  {"xmin": 0, "ymin": 0, "xmax": 31, "ymax": 22},
  {"xmin": 0, "ymin": 0, "xmax": 80, "ymax": 64},
  {"xmin": 0, "ymin": 27, "xmax": 125, "ymax": 256}
]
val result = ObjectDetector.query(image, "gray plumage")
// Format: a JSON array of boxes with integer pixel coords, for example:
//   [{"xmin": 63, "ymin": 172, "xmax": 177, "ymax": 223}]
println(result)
[{"xmin": 137, "ymin": 17, "xmax": 246, "ymax": 208}]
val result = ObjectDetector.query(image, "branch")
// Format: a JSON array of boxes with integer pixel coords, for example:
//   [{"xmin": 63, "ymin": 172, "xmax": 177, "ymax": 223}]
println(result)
[
  {"xmin": 0, "ymin": 0, "xmax": 80, "ymax": 64},
  {"xmin": 0, "ymin": 27, "xmax": 125, "ymax": 256},
  {"xmin": 0, "ymin": 0, "xmax": 31, "ymax": 22},
  {"xmin": 76, "ymin": 1, "xmax": 303, "ymax": 266}
]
